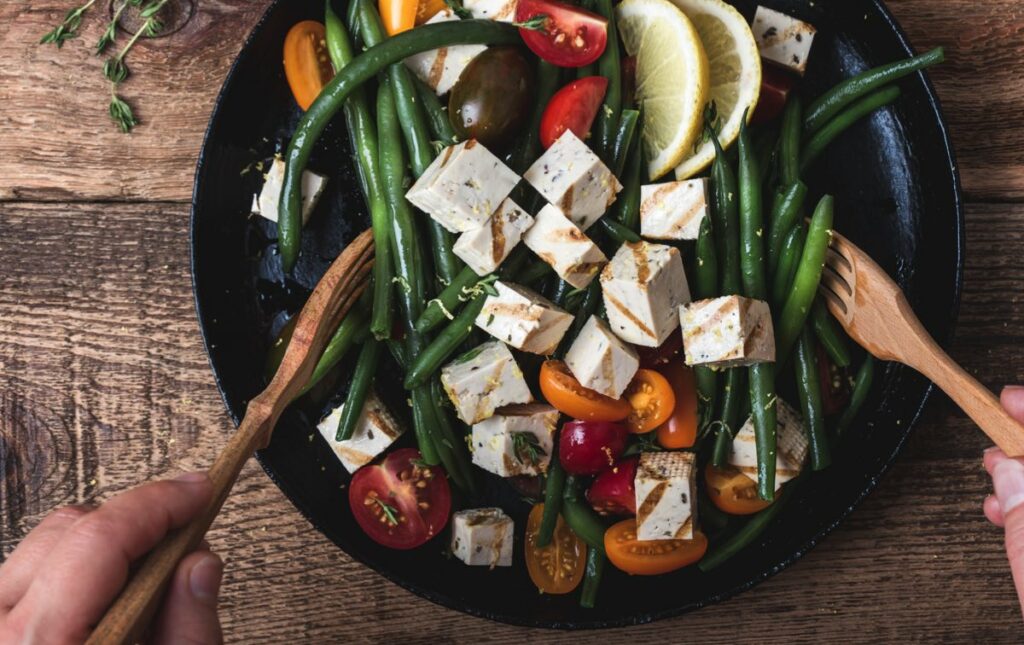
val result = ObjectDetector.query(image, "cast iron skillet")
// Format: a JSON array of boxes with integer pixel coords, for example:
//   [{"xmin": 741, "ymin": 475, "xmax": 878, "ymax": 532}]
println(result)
[{"xmin": 191, "ymin": 0, "xmax": 963, "ymax": 629}]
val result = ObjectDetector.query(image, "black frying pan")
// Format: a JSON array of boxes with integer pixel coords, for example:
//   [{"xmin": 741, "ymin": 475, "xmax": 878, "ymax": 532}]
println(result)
[{"xmin": 191, "ymin": 0, "xmax": 962, "ymax": 628}]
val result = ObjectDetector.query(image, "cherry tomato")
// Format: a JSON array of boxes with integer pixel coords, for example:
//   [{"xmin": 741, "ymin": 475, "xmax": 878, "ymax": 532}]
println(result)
[
  {"xmin": 751, "ymin": 63, "xmax": 795, "ymax": 125},
  {"xmin": 559, "ymin": 420, "xmax": 628, "ymax": 475},
  {"xmin": 283, "ymin": 21, "xmax": 335, "ymax": 111},
  {"xmin": 623, "ymin": 369, "xmax": 676, "ymax": 434},
  {"xmin": 704, "ymin": 463, "xmax": 772, "ymax": 515},
  {"xmin": 817, "ymin": 344, "xmax": 850, "ymax": 415},
  {"xmin": 586, "ymin": 457, "xmax": 638, "ymax": 515},
  {"xmin": 636, "ymin": 332, "xmax": 683, "ymax": 369},
  {"xmin": 348, "ymin": 448, "xmax": 451, "ymax": 549},
  {"xmin": 415, "ymin": 0, "xmax": 448, "ymax": 24},
  {"xmin": 449, "ymin": 47, "xmax": 534, "ymax": 148},
  {"xmin": 539, "ymin": 76, "xmax": 608, "ymax": 148},
  {"xmin": 525, "ymin": 503, "xmax": 587, "ymax": 594},
  {"xmin": 540, "ymin": 360, "xmax": 631, "ymax": 422},
  {"xmin": 515, "ymin": 0, "xmax": 608, "ymax": 68},
  {"xmin": 380, "ymin": 0, "xmax": 417, "ymax": 35},
  {"xmin": 604, "ymin": 519, "xmax": 708, "ymax": 575},
  {"xmin": 655, "ymin": 362, "xmax": 699, "ymax": 449}
]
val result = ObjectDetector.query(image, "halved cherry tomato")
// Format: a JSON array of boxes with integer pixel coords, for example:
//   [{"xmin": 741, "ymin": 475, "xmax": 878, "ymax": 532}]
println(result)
[
  {"xmin": 348, "ymin": 448, "xmax": 451, "ymax": 549},
  {"xmin": 655, "ymin": 362, "xmax": 698, "ymax": 449},
  {"xmin": 539, "ymin": 76, "xmax": 608, "ymax": 148},
  {"xmin": 559, "ymin": 420, "xmax": 628, "ymax": 475},
  {"xmin": 604, "ymin": 519, "xmax": 708, "ymax": 575},
  {"xmin": 623, "ymin": 369, "xmax": 675, "ymax": 433},
  {"xmin": 636, "ymin": 332, "xmax": 683, "ymax": 369},
  {"xmin": 380, "ymin": 0, "xmax": 417, "ymax": 35},
  {"xmin": 704, "ymin": 463, "xmax": 772, "ymax": 515},
  {"xmin": 283, "ymin": 21, "xmax": 335, "ymax": 111},
  {"xmin": 525, "ymin": 503, "xmax": 587, "ymax": 594},
  {"xmin": 415, "ymin": 0, "xmax": 448, "ymax": 24},
  {"xmin": 751, "ymin": 63, "xmax": 796, "ymax": 125},
  {"xmin": 515, "ymin": 0, "xmax": 608, "ymax": 68},
  {"xmin": 587, "ymin": 457, "xmax": 637, "ymax": 515},
  {"xmin": 817, "ymin": 344, "xmax": 850, "ymax": 415},
  {"xmin": 540, "ymin": 360, "xmax": 631, "ymax": 421}
]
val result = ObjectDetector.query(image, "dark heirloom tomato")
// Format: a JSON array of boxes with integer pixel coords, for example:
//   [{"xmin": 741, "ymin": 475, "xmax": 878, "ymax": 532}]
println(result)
[
  {"xmin": 525, "ymin": 503, "xmax": 586, "ymax": 594},
  {"xmin": 704, "ymin": 463, "xmax": 772, "ymax": 515},
  {"xmin": 559, "ymin": 420, "xmax": 628, "ymax": 475},
  {"xmin": 539, "ymin": 76, "xmax": 608, "ymax": 148},
  {"xmin": 605, "ymin": 520, "xmax": 708, "ymax": 575},
  {"xmin": 587, "ymin": 457, "xmax": 638, "ymax": 515},
  {"xmin": 348, "ymin": 448, "xmax": 451, "ymax": 549},
  {"xmin": 515, "ymin": 0, "xmax": 608, "ymax": 68},
  {"xmin": 636, "ymin": 332, "xmax": 683, "ymax": 368},
  {"xmin": 750, "ymin": 63, "xmax": 796, "ymax": 125},
  {"xmin": 540, "ymin": 360, "xmax": 632, "ymax": 421},
  {"xmin": 449, "ymin": 47, "xmax": 534, "ymax": 148}
]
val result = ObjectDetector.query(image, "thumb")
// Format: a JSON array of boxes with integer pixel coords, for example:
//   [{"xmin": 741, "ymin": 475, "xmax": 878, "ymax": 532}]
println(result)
[
  {"xmin": 992, "ymin": 457, "xmax": 1024, "ymax": 613},
  {"xmin": 1000, "ymin": 386, "xmax": 1024, "ymax": 423},
  {"xmin": 151, "ymin": 550, "xmax": 224, "ymax": 645}
]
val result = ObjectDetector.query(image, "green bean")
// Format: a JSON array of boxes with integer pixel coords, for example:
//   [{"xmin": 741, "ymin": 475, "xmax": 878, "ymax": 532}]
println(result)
[
  {"xmin": 766, "ymin": 181, "xmax": 808, "ymax": 275},
  {"xmin": 801, "ymin": 86, "xmax": 901, "ymax": 173},
  {"xmin": 711, "ymin": 368, "xmax": 746, "ymax": 467},
  {"xmin": 385, "ymin": 337, "xmax": 407, "ymax": 370},
  {"xmin": 405, "ymin": 296, "xmax": 487, "ymax": 389},
  {"xmin": 795, "ymin": 326, "xmax": 830, "ymax": 470},
  {"xmin": 698, "ymin": 478, "xmax": 798, "ymax": 571},
  {"xmin": 777, "ymin": 195, "xmax": 834, "ymax": 361},
  {"xmin": 537, "ymin": 448, "xmax": 566, "ymax": 548},
  {"xmin": 610, "ymin": 109, "xmax": 640, "ymax": 176},
  {"xmin": 692, "ymin": 213, "xmax": 719, "ymax": 428},
  {"xmin": 430, "ymin": 378, "xmax": 477, "ymax": 492},
  {"xmin": 811, "ymin": 298, "xmax": 852, "ymax": 368},
  {"xmin": 779, "ymin": 95, "xmax": 802, "ymax": 186},
  {"xmin": 409, "ymin": 385, "xmax": 441, "ymax": 466},
  {"xmin": 414, "ymin": 75, "xmax": 459, "ymax": 146},
  {"xmin": 579, "ymin": 549, "xmax": 605, "ymax": 609},
  {"xmin": 562, "ymin": 476, "xmax": 607, "ymax": 553},
  {"xmin": 747, "ymin": 363, "xmax": 777, "ymax": 500},
  {"xmin": 752, "ymin": 124, "xmax": 779, "ymax": 187},
  {"xmin": 612, "ymin": 138, "xmax": 642, "ymax": 230},
  {"xmin": 555, "ymin": 281, "xmax": 601, "ymax": 359},
  {"xmin": 416, "ymin": 267, "xmax": 485, "ymax": 333},
  {"xmin": 771, "ymin": 224, "xmax": 806, "ymax": 309},
  {"xmin": 804, "ymin": 47, "xmax": 944, "ymax": 135},
  {"xmin": 277, "ymin": 19, "xmax": 517, "ymax": 272},
  {"xmin": 335, "ymin": 337, "xmax": 381, "ymax": 441},
  {"xmin": 510, "ymin": 60, "xmax": 561, "ymax": 174},
  {"xmin": 591, "ymin": 0, "xmax": 621, "ymax": 161},
  {"xmin": 709, "ymin": 133, "xmax": 741, "ymax": 296},
  {"xmin": 598, "ymin": 216, "xmax": 641, "ymax": 245},
  {"xmin": 518, "ymin": 259, "xmax": 553, "ymax": 286},
  {"xmin": 301, "ymin": 311, "xmax": 370, "ymax": 396},
  {"xmin": 836, "ymin": 356, "xmax": 875, "ymax": 438}
]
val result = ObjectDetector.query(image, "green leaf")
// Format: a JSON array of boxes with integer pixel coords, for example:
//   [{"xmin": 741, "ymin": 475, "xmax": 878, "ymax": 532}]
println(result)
[{"xmin": 512, "ymin": 432, "xmax": 546, "ymax": 466}]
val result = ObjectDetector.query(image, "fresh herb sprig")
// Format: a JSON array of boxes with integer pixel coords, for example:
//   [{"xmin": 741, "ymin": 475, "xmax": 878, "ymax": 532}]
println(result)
[
  {"xmin": 40, "ymin": 0, "xmax": 98, "ymax": 48},
  {"xmin": 512, "ymin": 432, "xmax": 547, "ymax": 466}
]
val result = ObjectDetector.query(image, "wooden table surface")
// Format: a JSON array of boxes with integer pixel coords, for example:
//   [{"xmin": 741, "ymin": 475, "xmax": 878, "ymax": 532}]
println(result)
[{"xmin": 2, "ymin": 0, "xmax": 1023, "ymax": 641}]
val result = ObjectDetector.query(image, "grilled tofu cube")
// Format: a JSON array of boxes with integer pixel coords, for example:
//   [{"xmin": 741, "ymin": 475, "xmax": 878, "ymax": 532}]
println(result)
[
  {"xmin": 441, "ymin": 341, "xmax": 533, "ymax": 424},
  {"xmin": 522, "ymin": 205, "xmax": 608, "ymax": 289},
  {"xmin": 523, "ymin": 130, "xmax": 622, "ymax": 231},
  {"xmin": 315, "ymin": 392, "xmax": 403, "ymax": 473},
  {"xmin": 404, "ymin": 10, "xmax": 487, "ymax": 94},
  {"xmin": 451, "ymin": 508, "xmax": 514, "ymax": 567},
  {"xmin": 564, "ymin": 316, "xmax": 639, "ymax": 399},
  {"xmin": 640, "ymin": 179, "xmax": 710, "ymax": 241},
  {"xmin": 752, "ymin": 6, "xmax": 817, "ymax": 76},
  {"xmin": 463, "ymin": 0, "xmax": 518, "ymax": 21},
  {"xmin": 453, "ymin": 199, "xmax": 534, "ymax": 276},
  {"xmin": 476, "ymin": 281, "xmax": 575, "ymax": 355},
  {"xmin": 600, "ymin": 241, "xmax": 691, "ymax": 347},
  {"xmin": 635, "ymin": 451, "xmax": 697, "ymax": 541},
  {"xmin": 406, "ymin": 139, "xmax": 520, "ymax": 233},
  {"xmin": 729, "ymin": 399, "xmax": 808, "ymax": 491},
  {"xmin": 251, "ymin": 158, "xmax": 327, "ymax": 226},
  {"xmin": 680, "ymin": 296, "xmax": 775, "ymax": 367},
  {"xmin": 471, "ymin": 404, "xmax": 559, "ymax": 477}
]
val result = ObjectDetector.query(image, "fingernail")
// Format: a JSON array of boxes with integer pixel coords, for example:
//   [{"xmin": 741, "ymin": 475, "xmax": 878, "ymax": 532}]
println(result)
[
  {"xmin": 985, "ymin": 446, "xmax": 1001, "ymax": 455},
  {"xmin": 993, "ymin": 459, "xmax": 1024, "ymax": 515},
  {"xmin": 173, "ymin": 471, "xmax": 209, "ymax": 485},
  {"xmin": 1004, "ymin": 385, "xmax": 1024, "ymax": 393},
  {"xmin": 189, "ymin": 553, "xmax": 224, "ymax": 604}
]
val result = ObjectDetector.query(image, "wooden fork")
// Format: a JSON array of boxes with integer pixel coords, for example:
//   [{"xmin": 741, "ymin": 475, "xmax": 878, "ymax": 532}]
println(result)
[
  {"xmin": 86, "ymin": 228, "xmax": 375, "ymax": 645},
  {"xmin": 819, "ymin": 229, "xmax": 1024, "ymax": 457}
]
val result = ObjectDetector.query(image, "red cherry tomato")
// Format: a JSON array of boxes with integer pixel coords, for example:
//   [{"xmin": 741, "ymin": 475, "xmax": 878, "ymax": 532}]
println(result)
[
  {"xmin": 539, "ymin": 76, "xmax": 608, "ymax": 148},
  {"xmin": 558, "ymin": 420, "xmax": 628, "ymax": 475},
  {"xmin": 751, "ymin": 63, "xmax": 796, "ymax": 125},
  {"xmin": 348, "ymin": 448, "xmax": 451, "ymax": 549},
  {"xmin": 636, "ymin": 332, "xmax": 683, "ymax": 369},
  {"xmin": 655, "ymin": 362, "xmax": 699, "ymax": 449},
  {"xmin": 586, "ymin": 457, "xmax": 638, "ymax": 515},
  {"xmin": 515, "ymin": 0, "xmax": 608, "ymax": 68}
]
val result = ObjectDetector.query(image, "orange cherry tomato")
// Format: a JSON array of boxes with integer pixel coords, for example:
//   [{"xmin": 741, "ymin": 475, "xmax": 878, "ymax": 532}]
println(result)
[
  {"xmin": 623, "ymin": 369, "xmax": 675, "ymax": 433},
  {"xmin": 416, "ymin": 0, "xmax": 448, "ymax": 24},
  {"xmin": 604, "ymin": 519, "xmax": 707, "ymax": 575},
  {"xmin": 539, "ymin": 360, "xmax": 631, "ymax": 422},
  {"xmin": 655, "ymin": 362, "xmax": 699, "ymax": 449},
  {"xmin": 283, "ymin": 21, "xmax": 334, "ymax": 111},
  {"xmin": 525, "ymin": 503, "xmax": 587, "ymax": 594},
  {"xmin": 704, "ymin": 463, "xmax": 773, "ymax": 515},
  {"xmin": 380, "ymin": 0, "xmax": 417, "ymax": 35}
]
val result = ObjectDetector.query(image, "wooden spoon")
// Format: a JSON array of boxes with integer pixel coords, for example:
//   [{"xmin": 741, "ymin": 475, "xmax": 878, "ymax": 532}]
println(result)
[{"xmin": 86, "ymin": 228, "xmax": 375, "ymax": 644}]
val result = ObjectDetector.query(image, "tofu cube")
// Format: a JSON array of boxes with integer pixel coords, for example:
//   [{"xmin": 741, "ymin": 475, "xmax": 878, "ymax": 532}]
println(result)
[
  {"xmin": 404, "ymin": 10, "xmax": 487, "ymax": 95},
  {"xmin": 441, "ymin": 341, "xmax": 533, "ymax": 424},
  {"xmin": 453, "ymin": 199, "xmax": 534, "ymax": 276},
  {"xmin": 564, "ymin": 316, "xmax": 639, "ymax": 399},
  {"xmin": 476, "ymin": 281, "xmax": 574, "ymax": 355},
  {"xmin": 251, "ymin": 158, "xmax": 327, "ymax": 226},
  {"xmin": 729, "ymin": 399, "xmax": 808, "ymax": 491},
  {"xmin": 471, "ymin": 404, "xmax": 559, "ymax": 477},
  {"xmin": 463, "ymin": 0, "xmax": 518, "ymax": 21},
  {"xmin": 635, "ymin": 451, "xmax": 697, "ymax": 541},
  {"xmin": 680, "ymin": 296, "xmax": 775, "ymax": 367},
  {"xmin": 640, "ymin": 179, "xmax": 710, "ymax": 241},
  {"xmin": 405, "ymin": 139, "xmax": 520, "ymax": 233},
  {"xmin": 315, "ymin": 392, "xmax": 403, "ymax": 473},
  {"xmin": 523, "ymin": 130, "xmax": 622, "ymax": 231},
  {"xmin": 752, "ymin": 6, "xmax": 817, "ymax": 76},
  {"xmin": 600, "ymin": 241, "xmax": 691, "ymax": 347},
  {"xmin": 522, "ymin": 205, "xmax": 608, "ymax": 289},
  {"xmin": 451, "ymin": 508, "xmax": 514, "ymax": 567}
]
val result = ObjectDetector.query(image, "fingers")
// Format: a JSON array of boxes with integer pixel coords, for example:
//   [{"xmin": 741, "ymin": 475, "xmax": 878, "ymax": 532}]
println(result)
[
  {"xmin": 7, "ymin": 473, "xmax": 213, "ymax": 642},
  {"xmin": 151, "ymin": 550, "xmax": 224, "ymax": 645},
  {"xmin": 993, "ymin": 457, "xmax": 1024, "ymax": 613},
  {"xmin": 984, "ymin": 494, "xmax": 1005, "ymax": 528}
]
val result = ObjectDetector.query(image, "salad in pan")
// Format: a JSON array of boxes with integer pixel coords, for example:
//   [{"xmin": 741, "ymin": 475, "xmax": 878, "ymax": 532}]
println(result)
[{"xmin": 254, "ymin": 0, "xmax": 944, "ymax": 608}]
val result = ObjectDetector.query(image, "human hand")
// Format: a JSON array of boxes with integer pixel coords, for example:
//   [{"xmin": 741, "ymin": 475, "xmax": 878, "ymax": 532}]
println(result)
[
  {"xmin": 983, "ymin": 386, "xmax": 1024, "ymax": 614},
  {"xmin": 0, "ymin": 472, "xmax": 223, "ymax": 644}
]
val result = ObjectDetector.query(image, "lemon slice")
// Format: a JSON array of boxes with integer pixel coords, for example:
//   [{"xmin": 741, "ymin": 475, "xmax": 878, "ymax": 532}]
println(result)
[
  {"xmin": 666, "ymin": 0, "xmax": 761, "ymax": 179},
  {"xmin": 616, "ymin": 0, "xmax": 709, "ymax": 181}
]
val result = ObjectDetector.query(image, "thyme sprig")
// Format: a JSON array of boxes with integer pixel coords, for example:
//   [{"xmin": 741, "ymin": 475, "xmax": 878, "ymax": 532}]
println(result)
[{"xmin": 40, "ymin": 0, "xmax": 98, "ymax": 48}]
